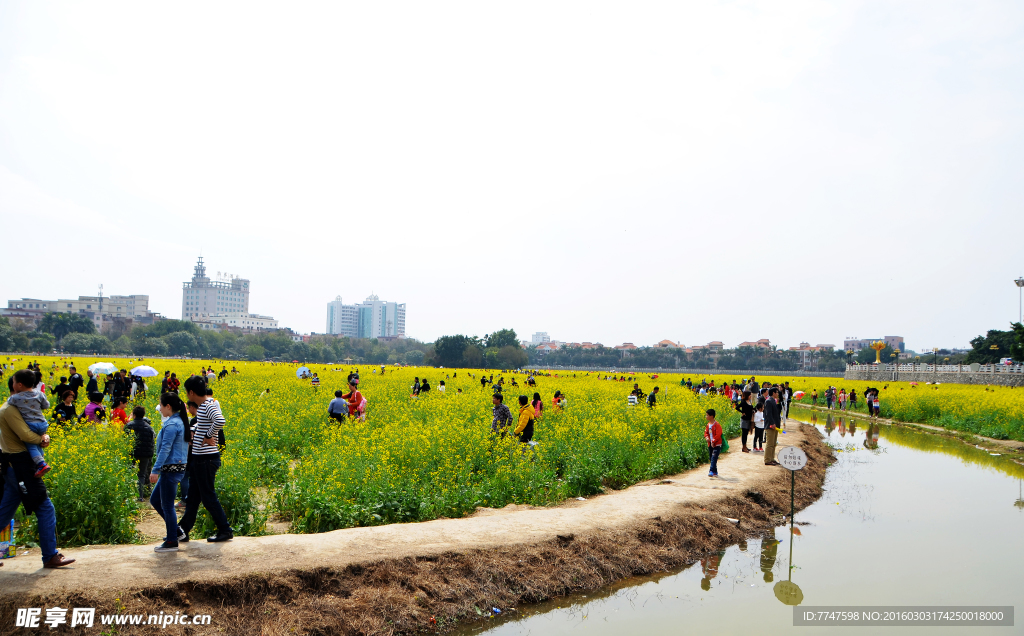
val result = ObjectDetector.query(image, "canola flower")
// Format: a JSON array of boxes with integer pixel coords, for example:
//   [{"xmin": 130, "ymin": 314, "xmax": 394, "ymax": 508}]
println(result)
[
  {"xmin": 6, "ymin": 357, "xmax": 1022, "ymax": 546},
  {"xmin": 4, "ymin": 357, "xmax": 745, "ymax": 544},
  {"xmin": 663, "ymin": 372, "xmax": 1024, "ymax": 441},
  {"xmin": 5, "ymin": 358, "xmax": 1023, "ymax": 545}
]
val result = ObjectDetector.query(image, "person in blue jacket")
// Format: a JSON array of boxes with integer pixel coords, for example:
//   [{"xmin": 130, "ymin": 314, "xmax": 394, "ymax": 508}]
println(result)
[{"xmin": 150, "ymin": 392, "xmax": 189, "ymax": 552}]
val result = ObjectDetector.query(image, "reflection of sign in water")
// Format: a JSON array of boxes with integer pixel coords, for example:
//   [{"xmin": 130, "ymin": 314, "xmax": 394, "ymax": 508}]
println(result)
[
  {"xmin": 778, "ymin": 446, "xmax": 808, "ymax": 471},
  {"xmin": 774, "ymin": 580, "xmax": 803, "ymax": 605},
  {"xmin": 774, "ymin": 446, "xmax": 808, "ymax": 606}
]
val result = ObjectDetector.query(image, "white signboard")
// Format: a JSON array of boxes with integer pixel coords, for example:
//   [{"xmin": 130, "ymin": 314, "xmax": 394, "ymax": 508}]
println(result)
[{"xmin": 778, "ymin": 446, "xmax": 808, "ymax": 471}]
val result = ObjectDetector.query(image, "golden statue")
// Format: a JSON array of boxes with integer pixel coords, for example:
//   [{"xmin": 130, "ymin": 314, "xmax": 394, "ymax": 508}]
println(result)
[{"xmin": 870, "ymin": 341, "xmax": 887, "ymax": 363}]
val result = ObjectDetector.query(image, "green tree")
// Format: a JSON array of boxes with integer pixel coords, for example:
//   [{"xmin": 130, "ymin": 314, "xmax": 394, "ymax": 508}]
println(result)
[
  {"xmin": 1009, "ymin": 322, "xmax": 1024, "ymax": 363},
  {"xmin": 485, "ymin": 328, "xmax": 519, "ymax": 350},
  {"xmin": 405, "ymin": 350, "xmax": 425, "ymax": 365},
  {"xmin": 12, "ymin": 332, "xmax": 29, "ymax": 351},
  {"xmin": 497, "ymin": 345, "xmax": 527, "ymax": 369},
  {"xmin": 131, "ymin": 319, "xmax": 199, "ymax": 340},
  {"xmin": 464, "ymin": 344, "xmax": 484, "ymax": 367},
  {"xmin": 165, "ymin": 332, "xmax": 199, "ymax": 356},
  {"xmin": 965, "ymin": 329, "xmax": 1017, "ymax": 364},
  {"xmin": 482, "ymin": 349, "xmax": 499, "ymax": 368},
  {"xmin": 29, "ymin": 333, "xmax": 55, "ymax": 353},
  {"xmin": 134, "ymin": 337, "xmax": 169, "ymax": 356},
  {"xmin": 245, "ymin": 344, "xmax": 266, "ymax": 360},
  {"xmin": 433, "ymin": 335, "xmax": 469, "ymax": 367},
  {"xmin": 0, "ymin": 316, "xmax": 16, "ymax": 351},
  {"xmin": 112, "ymin": 335, "xmax": 133, "ymax": 354},
  {"xmin": 39, "ymin": 312, "xmax": 95, "ymax": 343},
  {"xmin": 62, "ymin": 333, "xmax": 113, "ymax": 354}
]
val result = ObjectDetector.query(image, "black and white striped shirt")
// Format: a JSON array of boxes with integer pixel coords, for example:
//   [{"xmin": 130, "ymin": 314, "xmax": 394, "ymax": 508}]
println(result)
[{"xmin": 191, "ymin": 399, "xmax": 226, "ymax": 456}]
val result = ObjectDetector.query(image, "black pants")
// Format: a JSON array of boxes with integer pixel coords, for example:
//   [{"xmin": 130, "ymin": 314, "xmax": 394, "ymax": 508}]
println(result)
[
  {"xmin": 753, "ymin": 427, "xmax": 765, "ymax": 449},
  {"xmin": 135, "ymin": 456, "xmax": 153, "ymax": 499},
  {"xmin": 741, "ymin": 424, "xmax": 749, "ymax": 447},
  {"xmin": 178, "ymin": 455, "xmax": 231, "ymax": 535}
]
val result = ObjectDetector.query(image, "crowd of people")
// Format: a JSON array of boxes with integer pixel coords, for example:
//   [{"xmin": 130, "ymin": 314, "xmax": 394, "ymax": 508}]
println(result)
[
  {"xmin": 0, "ymin": 358, "xmax": 236, "ymax": 563},
  {"xmin": 0, "ymin": 357, "xmax": 819, "ymax": 567},
  {"xmin": 810, "ymin": 385, "xmax": 881, "ymax": 417}
]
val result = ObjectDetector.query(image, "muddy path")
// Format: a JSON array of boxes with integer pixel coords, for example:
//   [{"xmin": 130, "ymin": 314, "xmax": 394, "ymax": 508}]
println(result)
[{"xmin": 0, "ymin": 422, "xmax": 831, "ymax": 635}]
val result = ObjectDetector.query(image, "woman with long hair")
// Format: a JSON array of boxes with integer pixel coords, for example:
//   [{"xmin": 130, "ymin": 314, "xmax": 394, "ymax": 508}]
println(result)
[
  {"xmin": 150, "ymin": 392, "xmax": 189, "ymax": 552},
  {"xmin": 532, "ymin": 392, "xmax": 543, "ymax": 420}
]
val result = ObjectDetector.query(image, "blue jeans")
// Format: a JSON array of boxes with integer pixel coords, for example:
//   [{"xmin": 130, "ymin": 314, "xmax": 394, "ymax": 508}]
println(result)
[
  {"xmin": 0, "ymin": 466, "xmax": 57, "ymax": 564},
  {"xmin": 178, "ymin": 473, "xmax": 189, "ymax": 502},
  {"xmin": 25, "ymin": 420, "xmax": 49, "ymax": 464},
  {"xmin": 149, "ymin": 471, "xmax": 184, "ymax": 544},
  {"xmin": 708, "ymin": 445, "xmax": 721, "ymax": 475}
]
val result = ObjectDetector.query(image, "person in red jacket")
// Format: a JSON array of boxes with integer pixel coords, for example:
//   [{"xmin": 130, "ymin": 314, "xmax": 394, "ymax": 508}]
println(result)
[{"xmin": 704, "ymin": 408, "xmax": 723, "ymax": 478}]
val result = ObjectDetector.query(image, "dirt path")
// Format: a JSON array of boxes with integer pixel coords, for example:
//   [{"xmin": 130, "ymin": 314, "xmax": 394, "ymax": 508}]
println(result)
[{"xmin": 0, "ymin": 423, "xmax": 829, "ymax": 635}]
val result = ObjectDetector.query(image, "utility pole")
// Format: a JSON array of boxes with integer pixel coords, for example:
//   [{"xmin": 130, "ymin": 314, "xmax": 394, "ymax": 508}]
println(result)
[{"xmin": 1016, "ymin": 277, "xmax": 1024, "ymax": 324}]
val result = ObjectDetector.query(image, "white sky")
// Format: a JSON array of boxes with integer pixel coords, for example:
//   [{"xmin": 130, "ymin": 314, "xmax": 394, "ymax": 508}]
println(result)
[{"xmin": 1, "ymin": 1, "xmax": 1023, "ymax": 352}]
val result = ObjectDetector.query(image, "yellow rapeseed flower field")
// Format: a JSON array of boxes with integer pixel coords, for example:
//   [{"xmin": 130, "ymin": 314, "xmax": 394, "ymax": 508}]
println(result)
[
  {"xmin": 2, "ymin": 357, "xmax": 739, "ymax": 544},
  {"xmin": 7, "ymin": 357, "xmax": 1019, "ymax": 545},
  {"xmin": 648, "ymin": 372, "xmax": 1024, "ymax": 441}
]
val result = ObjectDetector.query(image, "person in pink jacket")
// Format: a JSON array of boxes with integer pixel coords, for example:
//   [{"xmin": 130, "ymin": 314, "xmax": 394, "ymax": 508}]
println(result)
[{"xmin": 704, "ymin": 408, "xmax": 723, "ymax": 478}]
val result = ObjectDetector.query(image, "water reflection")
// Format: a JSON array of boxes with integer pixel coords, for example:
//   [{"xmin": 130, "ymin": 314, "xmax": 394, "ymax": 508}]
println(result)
[
  {"xmin": 807, "ymin": 412, "xmax": 1024, "ymax": 479},
  {"xmin": 699, "ymin": 551, "xmax": 722, "ymax": 591},
  {"xmin": 459, "ymin": 417, "xmax": 1023, "ymax": 636},
  {"xmin": 864, "ymin": 424, "xmax": 880, "ymax": 450},
  {"xmin": 773, "ymin": 528, "xmax": 804, "ymax": 606},
  {"xmin": 759, "ymin": 538, "xmax": 779, "ymax": 583}
]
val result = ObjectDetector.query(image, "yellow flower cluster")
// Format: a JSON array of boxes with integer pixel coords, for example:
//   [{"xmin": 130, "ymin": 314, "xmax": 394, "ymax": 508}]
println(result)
[
  {"xmin": 4, "ymin": 357, "xmax": 742, "ymax": 540},
  {"xmin": 667, "ymin": 372, "xmax": 1024, "ymax": 441}
]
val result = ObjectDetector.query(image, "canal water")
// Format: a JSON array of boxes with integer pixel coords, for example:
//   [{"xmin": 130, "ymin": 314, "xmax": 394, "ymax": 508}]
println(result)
[{"xmin": 458, "ymin": 415, "xmax": 1024, "ymax": 635}]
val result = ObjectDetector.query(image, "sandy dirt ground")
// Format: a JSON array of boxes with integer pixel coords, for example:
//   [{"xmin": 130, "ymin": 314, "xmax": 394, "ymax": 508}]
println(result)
[{"xmin": 1, "ymin": 425, "xmax": 814, "ymax": 596}]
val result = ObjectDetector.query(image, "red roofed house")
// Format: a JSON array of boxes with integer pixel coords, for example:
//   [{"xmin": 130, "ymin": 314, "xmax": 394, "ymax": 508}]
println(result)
[{"xmin": 738, "ymin": 339, "xmax": 771, "ymax": 349}]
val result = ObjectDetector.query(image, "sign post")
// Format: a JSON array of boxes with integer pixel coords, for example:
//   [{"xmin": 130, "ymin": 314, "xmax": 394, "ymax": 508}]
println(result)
[{"xmin": 774, "ymin": 446, "xmax": 808, "ymax": 606}]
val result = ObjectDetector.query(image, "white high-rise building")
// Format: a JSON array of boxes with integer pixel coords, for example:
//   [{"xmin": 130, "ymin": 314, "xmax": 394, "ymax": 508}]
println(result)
[
  {"xmin": 341, "ymin": 305, "xmax": 360, "ymax": 338},
  {"xmin": 326, "ymin": 296, "xmax": 344, "ymax": 334},
  {"xmin": 532, "ymin": 332, "xmax": 551, "ymax": 344},
  {"xmin": 324, "ymin": 294, "xmax": 407, "ymax": 339}
]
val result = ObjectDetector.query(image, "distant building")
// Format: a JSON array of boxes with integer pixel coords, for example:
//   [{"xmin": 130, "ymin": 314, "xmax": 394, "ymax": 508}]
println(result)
[
  {"xmin": 563, "ymin": 342, "xmax": 603, "ymax": 350},
  {"xmin": 5, "ymin": 293, "xmax": 160, "ymax": 332},
  {"xmin": 182, "ymin": 256, "xmax": 278, "ymax": 331},
  {"xmin": 614, "ymin": 343, "xmax": 638, "ymax": 356},
  {"xmin": 181, "ymin": 256, "xmax": 250, "ymax": 320},
  {"xmin": 844, "ymin": 336, "xmax": 905, "ymax": 353},
  {"xmin": 192, "ymin": 313, "xmax": 279, "ymax": 332},
  {"xmin": 324, "ymin": 294, "xmax": 406, "ymax": 339},
  {"xmin": 656, "ymin": 340, "xmax": 683, "ymax": 349},
  {"xmin": 738, "ymin": 339, "xmax": 771, "ymax": 349},
  {"xmin": 326, "ymin": 296, "xmax": 344, "ymax": 335},
  {"xmin": 532, "ymin": 332, "xmax": 551, "ymax": 345},
  {"xmin": 789, "ymin": 342, "xmax": 837, "ymax": 370}
]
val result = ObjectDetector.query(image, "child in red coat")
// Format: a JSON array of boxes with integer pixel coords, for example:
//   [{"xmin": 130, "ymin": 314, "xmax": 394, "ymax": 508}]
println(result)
[{"xmin": 704, "ymin": 408, "xmax": 723, "ymax": 478}]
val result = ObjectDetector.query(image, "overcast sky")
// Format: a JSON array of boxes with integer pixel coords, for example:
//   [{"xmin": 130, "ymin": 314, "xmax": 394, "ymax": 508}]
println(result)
[{"xmin": 2, "ymin": 1, "xmax": 1023, "ymax": 352}]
